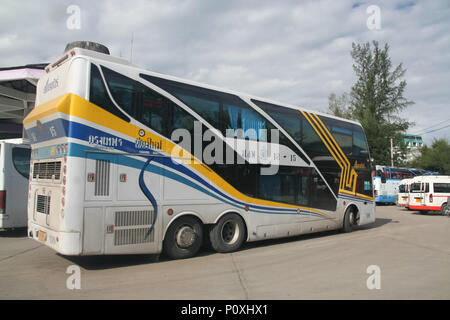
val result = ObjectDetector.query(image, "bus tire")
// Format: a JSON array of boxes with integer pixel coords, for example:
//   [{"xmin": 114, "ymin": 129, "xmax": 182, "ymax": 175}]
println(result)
[
  {"xmin": 209, "ymin": 213, "xmax": 246, "ymax": 253},
  {"xmin": 441, "ymin": 203, "xmax": 449, "ymax": 216},
  {"xmin": 342, "ymin": 207, "xmax": 357, "ymax": 233},
  {"xmin": 163, "ymin": 216, "xmax": 203, "ymax": 260}
]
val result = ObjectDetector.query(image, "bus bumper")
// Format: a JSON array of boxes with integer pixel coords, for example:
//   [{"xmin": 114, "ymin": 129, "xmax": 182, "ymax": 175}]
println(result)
[
  {"xmin": 408, "ymin": 205, "xmax": 441, "ymax": 212},
  {"xmin": 375, "ymin": 195, "xmax": 396, "ymax": 203},
  {"xmin": 28, "ymin": 221, "xmax": 81, "ymax": 255}
]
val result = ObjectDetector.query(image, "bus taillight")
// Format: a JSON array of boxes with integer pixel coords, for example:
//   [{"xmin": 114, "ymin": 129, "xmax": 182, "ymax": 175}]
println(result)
[{"xmin": 429, "ymin": 194, "xmax": 433, "ymax": 203}]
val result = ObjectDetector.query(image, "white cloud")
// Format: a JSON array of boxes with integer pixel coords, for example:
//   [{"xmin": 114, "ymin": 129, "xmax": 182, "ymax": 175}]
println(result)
[{"xmin": 0, "ymin": 0, "xmax": 449, "ymax": 144}]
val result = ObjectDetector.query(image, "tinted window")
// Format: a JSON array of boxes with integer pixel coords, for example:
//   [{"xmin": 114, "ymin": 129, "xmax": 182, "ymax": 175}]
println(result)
[
  {"xmin": 102, "ymin": 66, "xmax": 136, "ymax": 116},
  {"xmin": 222, "ymin": 97, "xmax": 273, "ymax": 141},
  {"xmin": 12, "ymin": 147, "xmax": 31, "ymax": 179},
  {"xmin": 320, "ymin": 116, "xmax": 370, "ymax": 162},
  {"xmin": 301, "ymin": 113, "xmax": 330, "ymax": 157},
  {"xmin": 391, "ymin": 169, "xmax": 414, "ymax": 180},
  {"xmin": 310, "ymin": 169, "xmax": 337, "ymax": 211},
  {"xmin": 352, "ymin": 125, "xmax": 369, "ymax": 158},
  {"xmin": 141, "ymin": 88, "xmax": 168, "ymax": 135},
  {"xmin": 259, "ymin": 166, "xmax": 309, "ymax": 205},
  {"xmin": 140, "ymin": 74, "xmax": 274, "ymax": 142},
  {"xmin": 89, "ymin": 64, "xmax": 130, "ymax": 122},
  {"xmin": 434, "ymin": 183, "xmax": 450, "ymax": 193},
  {"xmin": 252, "ymin": 99, "xmax": 310, "ymax": 165}
]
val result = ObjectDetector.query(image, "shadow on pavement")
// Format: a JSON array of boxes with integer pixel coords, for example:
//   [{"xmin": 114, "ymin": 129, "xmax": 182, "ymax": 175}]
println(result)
[
  {"xmin": 0, "ymin": 227, "xmax": 27, "ymax": 238},
  {"xmin": 61, "ymin": 217, "xmax": 393, "ymax": 270}
]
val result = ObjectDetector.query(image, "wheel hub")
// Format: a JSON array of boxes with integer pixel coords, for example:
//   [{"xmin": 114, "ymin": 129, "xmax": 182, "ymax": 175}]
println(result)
[{"xmin": 176, "ymin": 226, "xmax": 196, "ymax": 248}]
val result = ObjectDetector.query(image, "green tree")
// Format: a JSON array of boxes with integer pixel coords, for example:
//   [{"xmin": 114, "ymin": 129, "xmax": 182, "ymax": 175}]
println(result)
[
  {"xmin": 327, "ymin": 92, "xmax": 354, "ymax": 120},
  {"xmin": 335, "ymin": 41, "xmax": 414, "ymax": 165},
  {"xmin": 410, "ymin": 139, "xmax": 450, "ymax": 174}
]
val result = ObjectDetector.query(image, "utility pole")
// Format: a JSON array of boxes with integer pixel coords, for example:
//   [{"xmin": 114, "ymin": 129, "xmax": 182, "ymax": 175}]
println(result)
[{"xmin": 390, "ymin": 138, "xmax": 394, "ymax": 167}]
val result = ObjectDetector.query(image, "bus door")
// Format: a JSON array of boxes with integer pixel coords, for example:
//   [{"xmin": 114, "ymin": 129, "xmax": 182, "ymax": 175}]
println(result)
[{"xmin": 413, "ymin": 183, "xmax": 428, "ymax": 206}]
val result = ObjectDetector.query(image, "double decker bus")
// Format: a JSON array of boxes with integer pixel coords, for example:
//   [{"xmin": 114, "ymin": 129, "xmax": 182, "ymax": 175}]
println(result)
[{"xmin": 24, "ymin": 42, "xmax": 375, "ymax": 259}]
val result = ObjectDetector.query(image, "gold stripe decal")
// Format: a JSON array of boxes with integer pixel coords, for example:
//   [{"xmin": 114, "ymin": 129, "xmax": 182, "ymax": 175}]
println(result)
[{"xmin": 301, "ymin": 111, "xmax": 358, "ymax": 196}]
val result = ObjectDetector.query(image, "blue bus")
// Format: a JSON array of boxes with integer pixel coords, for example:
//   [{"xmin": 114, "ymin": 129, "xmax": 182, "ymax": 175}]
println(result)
[{"xmin": 373, "ymin": 165, "xmax": 425, "ymax": 204}]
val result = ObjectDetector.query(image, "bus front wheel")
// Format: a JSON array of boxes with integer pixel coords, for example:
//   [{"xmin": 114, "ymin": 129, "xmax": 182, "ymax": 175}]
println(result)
[
  {"xmin": 163, "ymin": 216, "xmax": 203, "ymax": 260},
  {"xmin": 209, "ymin": 213, "xmax": 246, "ymax": 253}
]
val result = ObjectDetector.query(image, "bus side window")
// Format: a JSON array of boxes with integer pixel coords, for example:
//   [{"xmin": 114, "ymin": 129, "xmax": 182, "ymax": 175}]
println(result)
[{"xmin": 90, "ymin": 64, "xmax": 130, "ymax": 122}]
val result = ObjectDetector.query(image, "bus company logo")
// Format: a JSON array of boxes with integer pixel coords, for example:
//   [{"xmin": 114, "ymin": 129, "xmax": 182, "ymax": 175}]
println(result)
[
  {"xmin": 43, "ymin": 77, "xmax": 59, "ymax": 94},
  {"xmin": 135, "ymin": 136, "xmax": 162, "ymax": 151},
  {"xmin": 138, "ymin": 129, "xmax": 145, "ymax": 137},
  {"xmin": 354, "ymin": 160, "xmax": 366, "ymax": 169}
]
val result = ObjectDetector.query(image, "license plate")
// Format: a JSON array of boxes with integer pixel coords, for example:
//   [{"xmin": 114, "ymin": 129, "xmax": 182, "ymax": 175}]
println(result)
[
  {"xmin": 415, "ymin": 198, "xmax": 421, "ymax": 203},
  {"xmin": 37, "ymin": 230, "xmax": 47, "ymax": 242}
]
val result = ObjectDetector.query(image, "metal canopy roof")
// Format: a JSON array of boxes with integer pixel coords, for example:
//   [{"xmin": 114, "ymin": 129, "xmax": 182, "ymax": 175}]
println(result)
[{"xmin": 0, "ymin": 64, "xmax": 46, "ymax": 139}]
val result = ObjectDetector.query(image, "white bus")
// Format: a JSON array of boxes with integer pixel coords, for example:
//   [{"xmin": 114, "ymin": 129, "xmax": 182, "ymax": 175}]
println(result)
[
  {"xmin": 24, "ymin": 42, "xmax": 375, "ymax": 259},
  {"xmin": 396, "ymin": 178, "xmax": 413, "ymax": 208},
  {"xmin": 0, "ymin": 139, "xmax": 31, "ymax": 230},
  {"xmin": 408, "ymin": 175, "xmax": 450, "ymax": 214}
]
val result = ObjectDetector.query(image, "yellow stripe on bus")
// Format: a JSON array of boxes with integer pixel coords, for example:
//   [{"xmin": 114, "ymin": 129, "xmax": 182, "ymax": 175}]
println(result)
[
  {"xmin": 301, "ymin": 112, "xmax": 345, "ymax": 191},
  {"xmin": 310, "ymin": 113, "xmax": 358, "ymax": 192}
]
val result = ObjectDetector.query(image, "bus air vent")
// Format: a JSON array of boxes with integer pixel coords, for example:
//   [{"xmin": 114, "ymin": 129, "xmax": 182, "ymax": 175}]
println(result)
[
  {"xmin": 94, "ymin": 160, "xmax": 110, "ymax": 196},
  {"xmin": 113, "ymin": 210, "xmax": 154, "ymax": 246},
  {"xmin": 36, "ymin": 195, "xmax": 51, "ymax": 215}
]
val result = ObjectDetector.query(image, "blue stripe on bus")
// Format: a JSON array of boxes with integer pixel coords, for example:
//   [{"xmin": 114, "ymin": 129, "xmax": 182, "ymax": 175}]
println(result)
[
  {"xmin": 72, "ymin": 142, "xmax": 325, "ymax": 217},
  {"xmin": 138, "ymin": 157, "xmax": 158, "ymax": 239},
  {"xmin": 339, "ymin": 194, "xmax": 374, "ymax": 203},
  {"xmin": 27, "ymin": 119, "xmax": 328, "ymax": 218}
]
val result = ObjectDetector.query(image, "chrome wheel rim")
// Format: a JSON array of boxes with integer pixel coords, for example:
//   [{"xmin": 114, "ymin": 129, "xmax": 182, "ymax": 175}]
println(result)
[{"xmin": 176, "ymin": 225, "xmax": 196, "ymax": 248}]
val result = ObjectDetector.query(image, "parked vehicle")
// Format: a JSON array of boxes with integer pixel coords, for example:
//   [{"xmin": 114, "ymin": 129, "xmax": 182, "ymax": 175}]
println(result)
[
  {"xmin": 0, "ymin": 139, "xmax": 31, "ymax": 229},
  {"xmin": 408, "ymin": 175, "xmax": 450, "ymax": 214}
]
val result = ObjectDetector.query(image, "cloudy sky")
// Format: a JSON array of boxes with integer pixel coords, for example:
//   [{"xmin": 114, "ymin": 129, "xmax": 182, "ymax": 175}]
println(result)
[{"xmin": 1, "ymin": 0, "xmax": 449, "ymax": 144}]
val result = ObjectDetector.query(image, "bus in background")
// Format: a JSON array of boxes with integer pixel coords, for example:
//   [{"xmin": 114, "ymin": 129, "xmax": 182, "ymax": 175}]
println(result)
[
  {"xmin": 0, "ymin": 139, "xmax": 31, "ymax": 230},
  {"xmin": 373, "ymin": 165, "xmax": 424, "ymax": 204},
  {"xmin": 396, "ymin": 178, "xmax": 413, "ymax": 208},
  {"xmin": 408, "ymin": 175, "xmax": 450, "ymax": 215},
  {"xmin": 24, "ymin": 42, "xmax": 375, "ymax": 259}
]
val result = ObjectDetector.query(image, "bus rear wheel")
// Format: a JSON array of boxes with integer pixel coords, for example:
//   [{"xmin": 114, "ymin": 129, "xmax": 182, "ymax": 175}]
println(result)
[
  {"xmin": 209, "ymin": 213, "xmax": 246, "ymax": 253},
  {"xmin": 441, "ymin": 203, "xmax": 449, "ymax": 216},
  {"xmin": 342, "ymin": 207, "xmax": 358, "ymax": 233},
  {"xmin": 163, "ymin": 216, "xmax": 203, "ymax": 260}
]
